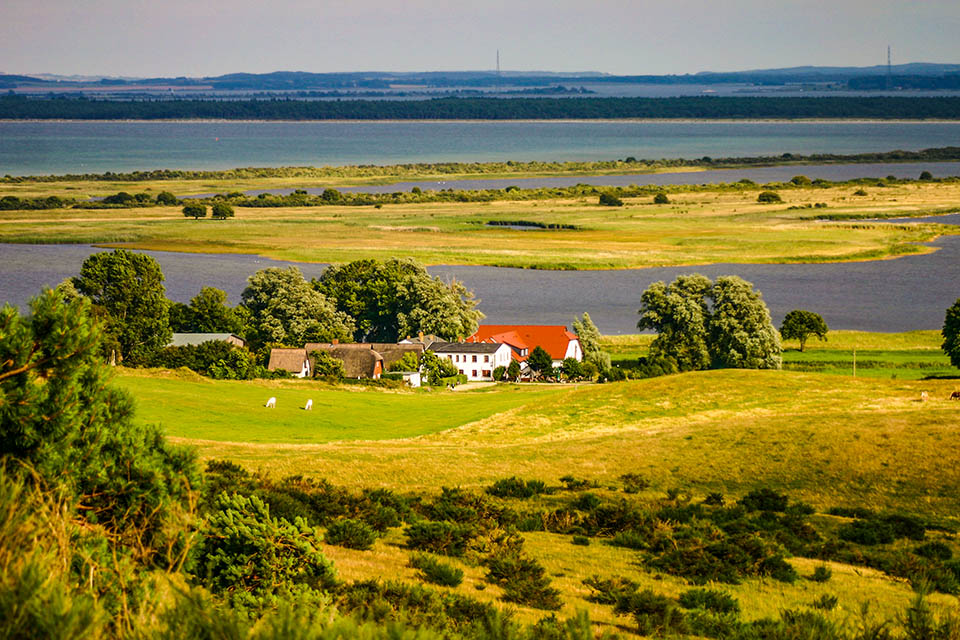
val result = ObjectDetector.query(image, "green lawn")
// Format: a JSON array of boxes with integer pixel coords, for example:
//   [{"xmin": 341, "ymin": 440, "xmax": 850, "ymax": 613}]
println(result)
[{"xmin": 115, "ymin": 371, "xmax": 561, "ymax": 444}]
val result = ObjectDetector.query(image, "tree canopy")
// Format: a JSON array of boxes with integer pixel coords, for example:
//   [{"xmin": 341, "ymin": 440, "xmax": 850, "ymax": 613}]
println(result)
[
  {"xmin": 942, "ymin": 298, "xmax": 960, "ymax": 369},
  {"xmin": 780, "ymin": 309, "xmax": 829, "ymax": 352},
  {"xmin": 171, "ymin": 286, "xmax": 245, "ymax": 335},
  {"xmin": 241, "ymin": 267, "xmax": 354, "ymax": 349},
  {"xmin": 71, "ymin": 249, "xmax": 171, "ymax": 364},
  {"xmin": 527, "ymin": 346, "xmax": 554, "ymax": 375},
  {"xmin": 572, "ymin": 312, "xmax": 610, "ymax": 370},
  {"xmin": 638, "ymin": 274, "xmax": 781, "ymax": 371},
  {"xmin": 315, "ymin": 259, "xmax": 482, "ymax": 343}
]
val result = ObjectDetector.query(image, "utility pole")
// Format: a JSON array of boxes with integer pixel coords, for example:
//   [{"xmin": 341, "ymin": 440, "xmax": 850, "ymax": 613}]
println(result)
[
  {"xmin": 496, "ymin": 49, "xmax": 501, "ymax": 95},
  {"xmin": 853, "ymin": 348, "xmax": 857, "ymax": 377}
]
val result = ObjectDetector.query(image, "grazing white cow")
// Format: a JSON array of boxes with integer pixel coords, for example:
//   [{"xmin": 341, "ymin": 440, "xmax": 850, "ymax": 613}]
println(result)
[
  {"xmin": 304, "ymin": 399, "xmax": 313, "ymax": 411},
  {"xmin": 265, "ymin": 397, "xmax": 276, "ymax": 408},
  {"xmin": 920, "ymin": 391, "xmax": 929, "ymax": 402}
]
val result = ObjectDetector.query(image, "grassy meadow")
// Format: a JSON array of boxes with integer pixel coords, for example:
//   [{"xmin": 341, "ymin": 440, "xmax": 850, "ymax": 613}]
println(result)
[
  {"xmin": 603, "ymin": 330, "xmax": 957, "ymax": 380},
  {"xmin": 2, "ymin": 180, "xmax": 959, "ymax": 269},
  {"xmin": 123, "ymin": 365, "xmax": 960, "ymax": 518},
  {"xmin": 116, "ymin": 363, "xmax": 960, "ymax": 634}
]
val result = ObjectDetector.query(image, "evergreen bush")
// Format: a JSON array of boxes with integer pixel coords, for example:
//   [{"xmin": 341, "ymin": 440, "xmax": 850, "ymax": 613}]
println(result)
[{"xmin": 325, "ymin": 518, "xmax": 378, "ymax": 550}]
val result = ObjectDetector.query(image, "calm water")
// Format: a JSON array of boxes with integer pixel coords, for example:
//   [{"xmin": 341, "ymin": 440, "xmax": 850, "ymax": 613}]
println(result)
[
  {"xmin": 3, "ymin": 233, "xmax": 958, "ymax": 333},
  {"xmin": 3, "ymin": 120, "xmax": 960, "ymax": 176}
]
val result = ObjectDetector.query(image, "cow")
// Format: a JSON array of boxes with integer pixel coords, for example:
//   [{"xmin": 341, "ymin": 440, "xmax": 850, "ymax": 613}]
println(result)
[
  {"xmin": 304, "ymin": 399, "xmax": 313, "ymax": 411},
  {"xmin": 265, "ymin": 397, "xmax": 276, "ymax": 408},
  {"xmin": 951, "ymin": 391, "xmax": 960, "ymax": 401},
  {"xmin": 920, "ymin": 391, "xmax": 929, "ymax": 402}
]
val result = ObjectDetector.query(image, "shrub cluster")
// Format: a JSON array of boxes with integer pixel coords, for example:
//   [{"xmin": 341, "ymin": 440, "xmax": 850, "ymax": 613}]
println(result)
[
  {"xmin": 409, "ymin": 553, "xmax": 465, "ymax": 587},
  {"xmin": 486, "ymin": 476, "xmax": 548, "ymax": 499}
]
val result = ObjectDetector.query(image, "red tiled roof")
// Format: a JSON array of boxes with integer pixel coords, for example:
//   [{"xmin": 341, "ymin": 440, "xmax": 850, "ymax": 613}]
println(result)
[{"xmin": 468, "ymin": 325, "xmax": 578, "ymax": 361}]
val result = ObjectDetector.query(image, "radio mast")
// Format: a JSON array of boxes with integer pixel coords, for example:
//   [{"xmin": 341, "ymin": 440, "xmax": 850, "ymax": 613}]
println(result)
[{"xmin": 886, "ymin": 45, "xmax": 892, "ymax": 90}]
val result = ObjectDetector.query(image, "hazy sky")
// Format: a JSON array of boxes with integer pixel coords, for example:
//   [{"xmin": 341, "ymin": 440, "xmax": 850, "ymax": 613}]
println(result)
[{"xmin": 3, "ymin": 0, "xmax": 958, "ymax": 77}]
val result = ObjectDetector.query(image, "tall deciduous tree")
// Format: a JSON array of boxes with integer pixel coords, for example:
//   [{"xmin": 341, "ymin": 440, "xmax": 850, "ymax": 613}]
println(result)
[
  {"xmin": 71, "ymin": 249, "xmax": 171, "ymax": 364},
  {"xmin": 211, "ymin": 202, "xmax": 234, "ymax": 219},
  {"xmin": 709, "ymin": 276, "xmax": 782, "ymax": 369},
  {"xmin": 572, "ymin": 312, "xmax": 610, "ymax": 369},
  {"xmin": 942, "ymin": 298, "xmax": 960, "ymax": 368},
  {"xmin": 780, "ymin": 309, "xmax": 829, "ymax": 352},
  {"xmin": 174, "ymin": 286, "xmax": 244, "ymax": 334},
  {"xmin": 637, "ymin": 274, "xmax": 713, "ymax": 372},
  {"xmin": 182, "ymin": 204, "xmax": 206, "ymax": 219},
  {"xmin": 637, "ymin": 274, "xmax": 781, "ymax": 371},
  {"xmin": 315, "ymin": 259, "xmax": 482, "ymax": 342},
  {"xmin": 241, "ymin": 267, "xmax": 353, "ymax": 349}
]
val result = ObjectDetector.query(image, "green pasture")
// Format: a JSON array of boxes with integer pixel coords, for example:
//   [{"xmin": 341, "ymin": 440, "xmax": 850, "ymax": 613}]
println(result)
[
  {"xmin": 121, "ymin": 366, "xmax": 960, "ymax": 517},
  {"xmin": 115, "ymin": 370, "xmax": 561, "ymax": 444},
  {"xmin": 602, "ymin": 330, "xmax": 957, "ymax": 380}
]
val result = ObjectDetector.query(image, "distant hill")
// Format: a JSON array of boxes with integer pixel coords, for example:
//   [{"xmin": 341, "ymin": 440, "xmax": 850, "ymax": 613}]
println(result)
[{"xmin": 5, "ymin": 63, "xmax": 960, "ymax": 92}]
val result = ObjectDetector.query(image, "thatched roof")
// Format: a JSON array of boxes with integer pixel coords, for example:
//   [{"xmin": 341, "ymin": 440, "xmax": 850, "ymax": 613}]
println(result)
[
  {"xmin": 306, "ymin": 344, "xmax": 383, "ymax": 379},
  {"xmin": 267, "ymin": 348, "xmax": 308, "ymax": 373},
  {"xmin": 368, "ymin": 343, "xmax": 424, "ymax": 368}
]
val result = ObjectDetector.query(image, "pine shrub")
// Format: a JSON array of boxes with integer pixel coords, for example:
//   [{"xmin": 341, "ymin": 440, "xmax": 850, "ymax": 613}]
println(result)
[
  {"xmin": 678, "ymin": 588, "xmax": 740, "ymax": 614},
  {"xmin": 409, "ymin": 553, "xmax": 464, "ymax": 587},
  {"xmin": 326, "ymin": 518, "xmax": 378, "ymax": 550},
  {"xmin": 405, "ymin": 520, "xmax": 477, "ymax": 557}
]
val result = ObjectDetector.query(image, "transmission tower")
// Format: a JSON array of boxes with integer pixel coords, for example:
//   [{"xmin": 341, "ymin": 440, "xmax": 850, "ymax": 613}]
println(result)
[{"xmin": 886, "ymin": 45, "xmax": 892, "ymax": 90}]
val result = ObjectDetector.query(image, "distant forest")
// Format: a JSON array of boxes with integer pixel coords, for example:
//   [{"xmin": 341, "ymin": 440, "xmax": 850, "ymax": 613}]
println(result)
[{"xmin": 2, "ymin": 94, "xmax": 960, "ymax": 120}]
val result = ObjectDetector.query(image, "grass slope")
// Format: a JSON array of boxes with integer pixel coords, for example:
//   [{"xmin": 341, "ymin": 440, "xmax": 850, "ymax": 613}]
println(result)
[
  {"xmin": 127, "ymin": 369, "xmax": 960, "ymax": 517},
  {"xmin": 116, "ymin": 370, "xmax": 560, "ymax": 444},
  {"xmin": 2, "ymin": 182, "xmax": 957, "ymax": 269}
]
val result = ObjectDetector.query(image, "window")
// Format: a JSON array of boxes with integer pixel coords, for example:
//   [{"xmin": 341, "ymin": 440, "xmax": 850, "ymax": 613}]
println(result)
[
  {"xmin": 472, "ymin": 355, "xmax": 477, "ymax": 362},
  {"xmin": 482, "ymin": 369, "xmax": 491, "ymax": 377},
  {"xmin": 483, "ymin": 355, "xmax": 489, "ymax": 362},
  {"xmin": 458, "ymin": 369, "xmax": 464, "ymax": 375},
  {"xmin": 472, "ymin": 370, "xmax": 478, "ymax": 377}
]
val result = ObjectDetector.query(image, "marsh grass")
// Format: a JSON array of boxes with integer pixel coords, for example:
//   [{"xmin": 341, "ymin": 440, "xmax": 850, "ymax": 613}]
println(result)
[{"xmin": 2, "ymin": 181, "xmax": 957, "ymax": 269}]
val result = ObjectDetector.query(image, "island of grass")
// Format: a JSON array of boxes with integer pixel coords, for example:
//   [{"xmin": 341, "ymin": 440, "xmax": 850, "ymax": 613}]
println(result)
[{"xmin": 3, "ymin": 175, "xmax": 958, "ymax": 270}]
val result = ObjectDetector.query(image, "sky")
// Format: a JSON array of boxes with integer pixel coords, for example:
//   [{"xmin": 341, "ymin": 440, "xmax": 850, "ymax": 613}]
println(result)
[{"xmin": 2, "ymin": 0, "xmax": 959, "ymax": 78}]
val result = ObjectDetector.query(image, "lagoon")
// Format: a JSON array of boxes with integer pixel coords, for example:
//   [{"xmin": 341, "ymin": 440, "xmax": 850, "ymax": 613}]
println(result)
[
  {"xmin": 3, "ymin": 120, "xmax": 960, "ymax": 176},
  {"xmin": 2, "ymin": 234, "xmax": 958, "ymax": 334}
]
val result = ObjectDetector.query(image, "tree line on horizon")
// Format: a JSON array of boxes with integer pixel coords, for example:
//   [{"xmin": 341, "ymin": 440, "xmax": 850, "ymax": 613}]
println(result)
[{"xmin": 3, "ymin": 94, "xmax": 960, "ymax": 120}]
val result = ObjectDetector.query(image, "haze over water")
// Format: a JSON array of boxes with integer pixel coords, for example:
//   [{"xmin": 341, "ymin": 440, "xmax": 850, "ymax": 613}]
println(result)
[{"xmin": 3, "ymin": 120, "xmax": 960, "ymax": 176}]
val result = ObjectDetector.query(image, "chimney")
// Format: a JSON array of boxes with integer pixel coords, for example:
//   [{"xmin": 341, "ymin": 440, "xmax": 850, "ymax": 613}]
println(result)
[
  {"xmin": 332, "ymin": 338, "xmax": 339, "ymax": 345},
  {"xmin": 418, "ymin": 331, "xmax": 424, "ymax": 342}
]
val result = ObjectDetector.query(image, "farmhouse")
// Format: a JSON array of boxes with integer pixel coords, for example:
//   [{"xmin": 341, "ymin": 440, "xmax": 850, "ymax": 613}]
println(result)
[
  {"xmin": 431, "ymin": 341, "xmax": 513, "ymax": 381},
  {"xmin": 467, "ymin": 325, "xmax": 582, "ymax": 367},
  {"xmin": 266, "ymin": 348, "xmax": 311, "ymax": 378},
  {"xmin": 305, "ymin": 343, "xmax": 385, "ymax": 379},
  {"xmin": 168, "ymin": 332, "xmax": 245, "ymax": 348}
]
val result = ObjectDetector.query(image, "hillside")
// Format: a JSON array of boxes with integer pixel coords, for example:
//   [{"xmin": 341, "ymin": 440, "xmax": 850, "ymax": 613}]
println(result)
[{"xmin": 122, "ymin": 369, "xmax": 960, "ymax": 519}]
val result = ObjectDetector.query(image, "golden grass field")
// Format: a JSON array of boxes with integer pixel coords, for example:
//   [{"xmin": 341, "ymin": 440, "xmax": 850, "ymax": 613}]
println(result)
[
  {"xmin": 126, "ymin": 368, "xmax": 960, "ymax": 519},
  {"xmin": 115, "ymin": 365, "xmax": 960, "ymax": 634},
  {"xmin": 2, "ymin": 181, "xmax": 958, "ymax": 269}
]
